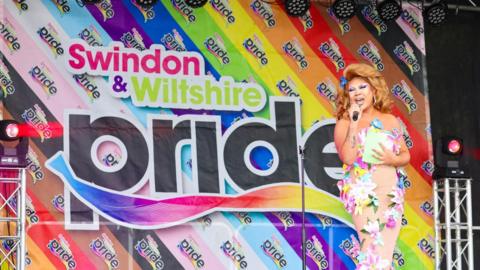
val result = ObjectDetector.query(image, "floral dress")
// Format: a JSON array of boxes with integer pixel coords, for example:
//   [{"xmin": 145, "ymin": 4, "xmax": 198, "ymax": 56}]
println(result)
[{"xmin": 337, "ymin": 118, "xmax": 406, "ymax": 270}]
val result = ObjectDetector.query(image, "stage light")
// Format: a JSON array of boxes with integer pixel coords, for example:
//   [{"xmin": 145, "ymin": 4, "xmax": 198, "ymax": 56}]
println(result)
[
  {"xmin": 424, "ymin": 1, "xmax": 448, "ymax": 25},
  {"xmin": 284, "ymin": 0, "xmax": 311, "ymax": 17},
  {"xmin": 444, "ymin": 137, "xmax": 463, "ymax": 155},
  {"xmin": 135, "ymin": 0, "xmax": 159, "ymax": 8},
  {"xmin": 377, "ymin": 0, "xmax": 402, "ymax": 21},
  {"xmin": 332, "ymin": 0, "xmax": 357, "ymax": 20},
  {"xmin": 0, "ymin": 120, "xmax": 20, "ymax": 142},
  {"xmin": 434, "ymin": 136, "xmax": 468, "ymax": 178},
  {"xmin": 184, "ymin": 0, "xmax": 208, "ymax": 8},
  {"xmin": 0, "ymin": 120, "xmax": 28, "ymax": 168},
  {"xmin": 5, "ymin": 123, "xmax": 18, "ymax": 139}
]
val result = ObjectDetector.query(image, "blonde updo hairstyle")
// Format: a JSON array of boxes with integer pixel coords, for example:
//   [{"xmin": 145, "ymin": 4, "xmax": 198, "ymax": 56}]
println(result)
[{"xmin": 336, "ymin": 63, "xmax": 393, "ymax": 120}]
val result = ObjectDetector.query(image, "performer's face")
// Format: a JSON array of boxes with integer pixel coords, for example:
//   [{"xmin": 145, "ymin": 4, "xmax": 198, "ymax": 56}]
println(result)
[{"xmin": 347, "ymin": 77, "xmax": 374, "ymax": 111}]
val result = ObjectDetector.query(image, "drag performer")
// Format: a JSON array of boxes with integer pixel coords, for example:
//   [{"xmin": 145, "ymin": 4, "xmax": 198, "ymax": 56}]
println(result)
[{"xmin": 334, "ymin": 63, "xmax": 410, "ymax": 269}]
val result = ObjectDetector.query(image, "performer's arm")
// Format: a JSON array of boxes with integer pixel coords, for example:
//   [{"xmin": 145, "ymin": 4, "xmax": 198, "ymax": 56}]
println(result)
[
  {"xmin": 372, "ymin": 115, "xmax": 411, "ymax": 167},
  {"xmin": 334, "ymin": 118, "xmax": 359, "ymax": 165},
  {"xmin": 391, "ymin": 118, "xmax": 411, "ymax": 167}
]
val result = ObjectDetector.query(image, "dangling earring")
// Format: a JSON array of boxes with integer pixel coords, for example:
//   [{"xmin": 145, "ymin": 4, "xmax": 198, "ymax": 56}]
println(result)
[{"xmin": 373, "ymin": 96, "xmax": 377, "ymax": 105}]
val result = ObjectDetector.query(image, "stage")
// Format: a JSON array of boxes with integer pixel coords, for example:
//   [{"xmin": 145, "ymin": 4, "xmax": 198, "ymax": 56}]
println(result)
[{"xmin": 0, "ymin": 0, "xmax": 479, "ymax": 269}]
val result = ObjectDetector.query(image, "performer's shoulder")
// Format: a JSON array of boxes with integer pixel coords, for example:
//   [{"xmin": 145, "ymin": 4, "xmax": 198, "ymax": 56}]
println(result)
[{"xmin": 380, "ymin": 113, "xmax": 400, "ymax": 129}]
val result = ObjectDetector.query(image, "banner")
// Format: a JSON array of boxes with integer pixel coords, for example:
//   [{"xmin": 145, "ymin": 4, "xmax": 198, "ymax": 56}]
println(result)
[{"xmin": 0, "ymin": 0, "xmax": 433, "ymax": 269}]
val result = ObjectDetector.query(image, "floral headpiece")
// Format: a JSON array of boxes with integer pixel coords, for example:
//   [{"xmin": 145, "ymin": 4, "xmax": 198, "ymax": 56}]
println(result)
[{"xmin": 340, "ymin": 76, "xmax": 348, "ymax": 89}]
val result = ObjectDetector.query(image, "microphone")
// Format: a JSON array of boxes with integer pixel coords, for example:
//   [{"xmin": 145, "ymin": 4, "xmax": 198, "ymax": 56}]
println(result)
[
  {"xmin": 352, "ymin": 111, "xmax": 359, "ymax": 121},
  {"xmin": 352, "ymin": 101, "xmax": 362, "ymax": 121}
]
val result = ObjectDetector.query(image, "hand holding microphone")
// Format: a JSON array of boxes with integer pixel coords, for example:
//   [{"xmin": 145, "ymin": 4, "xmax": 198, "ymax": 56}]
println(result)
[
  {"xmin": 349, "ymin": 102, "xmax": 362, "ymax": 123},
  {"xmin": 352, "ymin": 111, "xmax": 359, "ymax": 121}
]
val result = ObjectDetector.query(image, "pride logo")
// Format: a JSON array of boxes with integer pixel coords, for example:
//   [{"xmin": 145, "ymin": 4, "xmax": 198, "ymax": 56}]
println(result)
[
  {"xmin": 221, "ymin": 238, "xmax": 248, "ymax": 269},
  {"xmin": 26, "ymin": 149, "xmax": 45, "ymax": 184},
  {"xmin": 51, "ymin": 0, "xmax": 71, "ymax": 15},
  {"xmin": 178, "ymin": 237, "xmax": 205, "ymax": 269},
  {"xmin": 261, "ymin": 237, "xmax": 287, "ymax": 268},
  {"xmin": 0, "ymin": 18, "xmax": 21, "ymax": 52},
  {"xmin": 316, "ymin": 78, "xmax": 337, "ymax": 105},
  {"xmin": 30, "ymin": 64, "xmax": 58, "ymax": 97},
  {"xmin": 250, "ymin": 0, "xmax": 276, "ymax": 28},
  {"xmin": 90, "ymin": 233, "xmax": 120, "ymax": 269},
  {"xmin": 393, "ymin": 41, "xmax": 420, "ymax": 75},
  {"xmin": 161, "ymin": 29, "xmax": 187, "ymax": 52},
  {"xmin": 205, "ymin": 34, "xmax": 231, "ymax": 65},
  {"xmin": 21, "ymin": 104, "xmax": 52, "ymax": 141},
  {"xmin": 78, "ymin": 25, "xmax": 104, "ymax": 47},
  {"xmin": 361, "ymin": 5, "xmax": 388, "ymax": 36},
  {"xmin": 52, "ymin": 194, "xmax": 65, "ymax": 213},
  {"xmin": 306, "ymin": 236, "xmax": 328, "ymax": 269},
  {"xmin": 358, "ymin": 41, "xmax": 384, "ymax": 71},
  {"xmin": 272, "ymin": 212, "xmax": 295, "ymax": 231},
  {"xmin": 319, "ymin": 38, "xmax": 345, "ymax": 72},
  {"xmin": 283, "ymin": 39, "xmax": 308, "ymax": 70},
  {"xmin": 391, "ymin": 80, "xmax": 418, "ymax": 114},
  {"xmin": 300, "ymin": 11, "xmax": 314, "ymax": 31},
  {"xmin": 94, "ymin": 0, "xmax": 115, "ymax": 21},
  {"xmin": 47, "ymin": 235, "xmax": 77, "ymax": 269},
  {"xmin": 210, "ymin": 0, "xmax": 235, "ymax": 24},
  {"xmin": 244, "ymin": 35, "xmax": 269, "ymax": 66},
  {"xmin": 120, "ymin": 28, "xmax": 146, "ymax": 51},
  {"xmin": 73, "ymin": 73, "xmax": 101, "ymax": 102},
  {"xmin": 135, "ymin": 235, "xmax": 165, "ymax": 269},
  {"xmin": 38, "ymin": 24, "xmax": 65, "ymax": 57},
  {"xmin": 171, "ymin": 0, "xmax": 197, "ymax": 23},
  {"xmin": 277, "ymin": 77, "xmax": 302, "ymax": 103},
  {"xmin": 401, "ymin": 9, "xmax": 424, "ymax": 36},
  {"xmin": 0, "ymin": 60, "xmax": 15, "ymax": 96}
]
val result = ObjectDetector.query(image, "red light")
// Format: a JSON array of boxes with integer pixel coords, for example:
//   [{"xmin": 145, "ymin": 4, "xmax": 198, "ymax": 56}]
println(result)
[
  {"xmin": 5, "ymin": 123, "xmax": 19, "ymax": 139},
  {"xmin": 448, "ymin": 139, "xmax": 461, "ymax": 154}
]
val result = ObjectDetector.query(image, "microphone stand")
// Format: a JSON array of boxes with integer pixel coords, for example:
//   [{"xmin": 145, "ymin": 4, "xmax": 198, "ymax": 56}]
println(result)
[{"xmin": 299, "ymin": 146, "xmax": 306, "ymax": 270}]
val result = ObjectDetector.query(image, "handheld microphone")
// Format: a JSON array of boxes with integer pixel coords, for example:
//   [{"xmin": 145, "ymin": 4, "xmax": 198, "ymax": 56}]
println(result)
[
  {"xmin": 352, "ymin": 111, "xmax": 359, "ymax": 121},
  {"xmin": 352, "ymin": 101, "xmax": 362, "ymax": 121}
]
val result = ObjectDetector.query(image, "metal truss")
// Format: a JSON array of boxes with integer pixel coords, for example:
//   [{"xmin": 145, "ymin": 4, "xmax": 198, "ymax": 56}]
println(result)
[
  {"xmin": 434, "ymin": 177, "xmax": 474, "ymax": 270},
  {"xmin": 0, "ymin": 168, "xmax": 26, "ymax": 270}
]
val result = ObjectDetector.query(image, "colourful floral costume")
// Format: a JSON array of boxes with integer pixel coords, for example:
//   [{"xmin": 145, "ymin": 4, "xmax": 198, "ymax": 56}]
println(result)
[{"xmin": 337, "ymin": 119, "xmax": 406, "ymax": 270}]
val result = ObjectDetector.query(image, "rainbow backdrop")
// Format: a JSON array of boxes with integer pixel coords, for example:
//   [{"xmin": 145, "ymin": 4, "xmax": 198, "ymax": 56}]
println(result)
[{"xmin": 0, "ymin": 0, "xmax": 433, "ymax": 269}]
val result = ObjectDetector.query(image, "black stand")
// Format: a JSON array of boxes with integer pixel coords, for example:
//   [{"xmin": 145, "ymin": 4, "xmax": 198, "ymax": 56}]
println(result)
[{"xmin": 299, "ymin": 146, "xmax": 306, "ymax": 270}]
